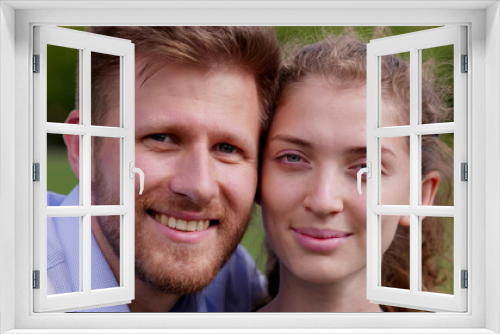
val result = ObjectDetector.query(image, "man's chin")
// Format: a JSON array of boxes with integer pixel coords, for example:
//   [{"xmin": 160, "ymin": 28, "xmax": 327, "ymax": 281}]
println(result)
[
  {"xmin": 132, "ymin": 201, "xmax": 249, "ymax": 296},
  {"xmin": 134, "ymin": 255, "xmax": 224, "ymax": 295}
]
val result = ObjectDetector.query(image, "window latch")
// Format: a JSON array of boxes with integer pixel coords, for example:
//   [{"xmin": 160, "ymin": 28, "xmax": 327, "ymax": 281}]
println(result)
[
  {"xmin": 357, "ymin": 162, "xmax": 371, "ymax": 195},
  {"xmin": 129, "ymin": 162, "xmax": 145, "ymax": 195}
]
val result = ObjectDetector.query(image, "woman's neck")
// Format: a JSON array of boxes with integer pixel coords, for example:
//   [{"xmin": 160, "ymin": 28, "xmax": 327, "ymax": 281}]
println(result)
[{"xmin": 260, "ymin": 264, "xmax": 382, "ymax": 313}]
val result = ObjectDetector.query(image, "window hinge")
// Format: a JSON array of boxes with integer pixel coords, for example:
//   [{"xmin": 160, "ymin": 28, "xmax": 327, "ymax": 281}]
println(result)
[
  {"xmin": 33, "ymin": 163, "xmax": 40, "ymax": 182},
  {"xmin": 33, "ymin": 54, "xmax": 40, "ymax": 73},
  {"xmin": 461, "ymin": 270, "xmax": 468, "ymax": 289},
  {"xmin": 33, "ymin": 270, "xmax": 40, "ymax": 289},
  {"xmin": 461, "ymin": 162, "xmax": 468, "ymax": 181},
  {"xmin": 461, "ymin": 54, "xmax": 468, "ymax": 73}
]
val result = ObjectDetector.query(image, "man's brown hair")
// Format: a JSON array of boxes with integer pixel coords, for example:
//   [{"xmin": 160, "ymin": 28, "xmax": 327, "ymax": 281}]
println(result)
[{"xmin": 78, "ymin": 26, "xmax": 280, "ymax": 135}]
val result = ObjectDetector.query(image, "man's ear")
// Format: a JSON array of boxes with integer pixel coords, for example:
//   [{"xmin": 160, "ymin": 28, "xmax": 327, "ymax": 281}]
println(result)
[
  {"xmin": 398, "ymin": 216, "xmax": 410, "ymax": 227},
  {"xmin": 63, "ymin": 110, "xmax": 80, "ymax": 179},
  {"xmin": 398, "ymin": 170, "xmax": 441, "ymax": 227}
]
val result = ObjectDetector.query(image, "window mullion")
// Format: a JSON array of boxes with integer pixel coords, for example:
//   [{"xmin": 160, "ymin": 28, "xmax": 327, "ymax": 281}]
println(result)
[
  {"xmin": 81, "ymin": 48, "xmax": 92, "ymax": 295},
  {"xmin": 409, "ymin": 47, "xmax": 420, "ymax": 295},
  {"xmin": 82, "ymin": 131, "xmax": 92, "ymax": 294}
]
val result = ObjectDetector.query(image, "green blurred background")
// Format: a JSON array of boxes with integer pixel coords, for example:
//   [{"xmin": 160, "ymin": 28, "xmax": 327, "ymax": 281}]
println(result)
[{"xmin": 47, "ymin": 26, "xmax": 454, "ymax": 294}]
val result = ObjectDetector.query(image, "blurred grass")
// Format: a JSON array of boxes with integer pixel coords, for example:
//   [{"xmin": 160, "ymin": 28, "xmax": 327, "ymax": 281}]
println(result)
[
  {"xmin": 47, "ymin": 148, "xmax": 78, "ymax": 195},
  {"xmin": 240, "ymin": 205, "xmax": 267, "ymax": 272}
]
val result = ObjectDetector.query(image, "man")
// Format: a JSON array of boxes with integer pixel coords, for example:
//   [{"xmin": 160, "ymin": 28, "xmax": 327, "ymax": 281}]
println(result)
[{"xmin": 47, "ymin": 26, "xmax": 280, "ymax": 312}]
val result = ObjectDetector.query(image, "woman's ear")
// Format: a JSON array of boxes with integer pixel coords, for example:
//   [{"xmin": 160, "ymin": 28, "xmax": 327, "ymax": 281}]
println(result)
[
  {"xmin": 421, "ymin": 170, "xmax": 441, "ymax": 206},
  {"xmin": 398, "ymin": 170, "xmax": 441, "ymax": 227},
  {"xmin": 63, "ymin": 110, "xmax": 81, "ymax": 179}
]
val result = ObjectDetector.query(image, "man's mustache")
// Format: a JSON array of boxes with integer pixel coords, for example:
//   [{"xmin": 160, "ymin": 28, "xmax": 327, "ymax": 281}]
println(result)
[{"xmin": 135, "ymin": 188, "xmax": 226, "ymax": 219}]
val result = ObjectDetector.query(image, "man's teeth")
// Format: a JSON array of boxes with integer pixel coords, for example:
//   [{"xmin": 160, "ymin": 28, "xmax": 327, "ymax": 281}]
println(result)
[{"xmin": 155, "ymin": 213, "xmax": 210, "ymax": 232}]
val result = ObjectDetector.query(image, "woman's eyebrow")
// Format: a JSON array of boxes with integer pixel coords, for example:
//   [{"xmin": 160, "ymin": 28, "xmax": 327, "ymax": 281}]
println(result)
[
  {"xmin": 345, "ymin": 147, "xmax": 367, "ymax": 156},
  {"xmin": 345, "ymin": 146, "xmax": 396, "ymax": 157},
  {"xmin": 269, "ymin": 134, "xmax": 312, "ymax": 149}
]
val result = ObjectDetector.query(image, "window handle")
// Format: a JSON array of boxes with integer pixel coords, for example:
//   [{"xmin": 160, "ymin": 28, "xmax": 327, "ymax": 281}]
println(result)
[
  {"xmin": 357, "ymin": 162, "xmax": 371, "ymax": 195},
  {"xmin": 129, "ymin": 162, "xmax": 145, "ymax": 195}
]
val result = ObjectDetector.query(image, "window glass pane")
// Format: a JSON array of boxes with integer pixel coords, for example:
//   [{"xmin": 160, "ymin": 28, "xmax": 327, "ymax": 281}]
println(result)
[
  {"xmin": 421, "ymin": 134, "xmax": 454, "ymax": 206},
  {"xmin": 92, "ymin": 215, "xmax": 121, "ymax": 289},
  {"xmin": 380, "ymin": 136, "xmax": 410, "ymax": 205},
  {"xmin": 47, "ymin": 133, "xmax": 79, "ymax": 202},
  {"xmin": 91, "ymin": 52, "xmax": 121, "ymax": 127},
  {"xmin": 381, "ymin": 215, "xmax": 410, "ymax": 291},
  {"xmin": 47, "ymin": 45, "xmax": 79, "ymax": 124},
  {"xmin": 47, "ymin": 216, "xmax": 81, "ymax": 294},
  {"xmin": 421, "ymin": 216, "xmax": 454, "ymax": 295},
  {"xmin": 420, "ymin": 45, "xmax": 454, "ymax": 124},
  {"xmin": 380, "ymin": 52, "xmax": 410, "ymax": 128},
  {"xmin": 91, "ymin": 137, "xmax": 121, "ymax": 206}
]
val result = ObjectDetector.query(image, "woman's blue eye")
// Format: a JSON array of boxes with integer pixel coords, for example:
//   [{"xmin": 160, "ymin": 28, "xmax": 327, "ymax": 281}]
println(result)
[
  {"xmin": 352, "ymin": 163, "xmax": 367, "ymax": 172},
  {"xmin": 218, "ymin": 143, "xmax": 236, "ymax": 154},
  {"xmin": 285, "ymin": 154, "xmax": 301, "ymax": 163}
]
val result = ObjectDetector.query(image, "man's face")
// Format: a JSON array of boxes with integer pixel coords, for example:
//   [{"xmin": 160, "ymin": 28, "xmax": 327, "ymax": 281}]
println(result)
[{"xmin": 93, "ymin": 63, "xmax": 261, "ymax": 294}]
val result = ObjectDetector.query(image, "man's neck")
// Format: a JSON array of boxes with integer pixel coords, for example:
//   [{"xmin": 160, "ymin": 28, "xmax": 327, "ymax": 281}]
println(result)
[{"xmin": 91, "ymin": 218, "xmax": 181, "ymax": 312}]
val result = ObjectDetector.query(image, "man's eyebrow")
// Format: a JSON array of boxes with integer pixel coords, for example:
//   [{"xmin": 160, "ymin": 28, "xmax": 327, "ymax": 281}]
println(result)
[{"xmin": 269, "ymin": 134, "xmax": 312, "ymax": 149}]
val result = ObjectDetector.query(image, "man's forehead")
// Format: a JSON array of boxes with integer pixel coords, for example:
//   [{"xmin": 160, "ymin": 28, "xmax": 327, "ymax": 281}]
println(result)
[{"xmin": 135, "ymin": 58, "xmax": 252, "ymax": 88}]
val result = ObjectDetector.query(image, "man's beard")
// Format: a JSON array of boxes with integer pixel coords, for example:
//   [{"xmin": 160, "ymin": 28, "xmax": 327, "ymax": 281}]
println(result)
[{"xmin": 92, "ymin": 159, "xmax": 250, "ymax": 295}]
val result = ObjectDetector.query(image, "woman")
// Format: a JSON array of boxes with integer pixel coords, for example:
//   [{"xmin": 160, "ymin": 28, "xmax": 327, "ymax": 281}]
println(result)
[{"xmin": 259, "ymin": 35, "xmax": 453, "ymax": 312}]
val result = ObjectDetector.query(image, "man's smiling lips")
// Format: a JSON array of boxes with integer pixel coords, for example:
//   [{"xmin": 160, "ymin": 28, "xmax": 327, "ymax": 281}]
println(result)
[
  {"xmin": 154, "ymin": 212, "xmax": 210, "ymax": 232},
  {"xmin": 292, "ymin": 227, "xmax": 352, "ymax": 252},
  {"xmin": 147, "ymin": 210, "xmax": 219, "ymax": 243}
]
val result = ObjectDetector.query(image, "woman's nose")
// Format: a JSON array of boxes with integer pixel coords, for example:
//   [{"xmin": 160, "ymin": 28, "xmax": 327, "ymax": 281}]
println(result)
[{"xmin": 303, "ymin": 170, "xmax": 344, "ymax": 217}]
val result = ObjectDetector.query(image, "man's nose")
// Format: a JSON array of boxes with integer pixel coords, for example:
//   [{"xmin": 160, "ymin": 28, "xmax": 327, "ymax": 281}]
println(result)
[
  {"xmin": 303, "ymin": 169, "xmax": 344, "ymax": 217},
  {"xmin": 169, "ymin": 148, "xmax": 219, "ymax": 207}
]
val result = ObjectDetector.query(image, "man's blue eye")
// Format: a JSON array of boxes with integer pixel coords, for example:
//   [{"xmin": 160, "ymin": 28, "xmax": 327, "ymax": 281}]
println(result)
[
  {"xmin": 150, "ymin": 134, "xmax": 170, "ymax": 142},
  {"xmin": 219, "ymin": 143, "xmax": 236, "ymax": 154}
]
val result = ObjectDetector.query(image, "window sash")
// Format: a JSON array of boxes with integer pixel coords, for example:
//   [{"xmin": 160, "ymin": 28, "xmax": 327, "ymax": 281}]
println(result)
[
  {"xmin": 32, "ymin": 25, "xmax": 136, "ymax": 313},
  {"xmin": 366, "ymin": 26, "xmax": 467, "ymax": 312}
]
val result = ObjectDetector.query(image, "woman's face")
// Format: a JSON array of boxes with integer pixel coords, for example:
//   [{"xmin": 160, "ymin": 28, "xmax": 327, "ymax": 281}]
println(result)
[{"xmin": 261, "ymin": 77, "xmax": 410, "ymax": 285}]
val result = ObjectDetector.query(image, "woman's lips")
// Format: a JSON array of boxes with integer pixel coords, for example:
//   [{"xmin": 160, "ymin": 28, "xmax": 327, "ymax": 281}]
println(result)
[{"xmin": 292, "ymin": 228, "xmax": 351, "ymax": 252}]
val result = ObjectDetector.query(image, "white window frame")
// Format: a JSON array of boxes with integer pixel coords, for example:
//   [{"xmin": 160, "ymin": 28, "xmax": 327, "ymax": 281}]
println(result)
[
  {"xmin": 365, "ymin": 26, "xmax": 467, "ymax": 312},
  {"xmin": 33, "ymin": 25, "xmax": 136, "ymax": 312},
  {"xmin": 0, "ymin": 1, "xmax": 498, "ymax": 333}
]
